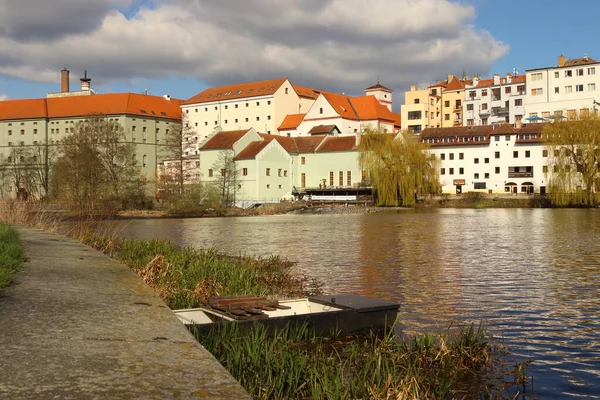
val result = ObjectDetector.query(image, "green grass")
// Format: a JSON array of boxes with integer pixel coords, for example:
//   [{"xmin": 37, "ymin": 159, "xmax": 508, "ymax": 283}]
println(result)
[
  {"xmin": 81, "ymin": 234, "xmax": 322, "ymax": 309},
  {"xmin": 0, "ymin": 223, "xmax": 23, "ymax": 292},
  {"xmin": 195, "ymin": 322, "xmax": 530, "ymax": 400}
]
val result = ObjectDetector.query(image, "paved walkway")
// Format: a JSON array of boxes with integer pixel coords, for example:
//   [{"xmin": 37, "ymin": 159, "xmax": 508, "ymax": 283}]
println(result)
[{"xmin": 0, "ymin": 228, "xmax": 250, "ymax": 399}]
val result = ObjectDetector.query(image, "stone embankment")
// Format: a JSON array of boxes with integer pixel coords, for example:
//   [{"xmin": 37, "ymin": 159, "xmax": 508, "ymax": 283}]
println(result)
[{"xmin": 0, "ymin": 228, "xmax": 250, "ymax": 399}]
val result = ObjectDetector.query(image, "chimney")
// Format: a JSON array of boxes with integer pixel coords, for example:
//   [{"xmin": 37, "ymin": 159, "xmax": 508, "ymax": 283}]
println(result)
[
  {"xmin": 80, "ymin": 70, "xmax": 91, "ymax": 91},
  {"xmin": 493, "ymin": 74, "xmax": 500, "ymax": 85},
  {"xmin": 61, "ymin": 68, "xmax": 70, "ymax": 93},
  {"xmin": 558, "ymin": 55, "xmax": 566, "ymax": 67},
  {"xmin": 447, "ymin": 74, "xmax": 453, "ymax": 84}
]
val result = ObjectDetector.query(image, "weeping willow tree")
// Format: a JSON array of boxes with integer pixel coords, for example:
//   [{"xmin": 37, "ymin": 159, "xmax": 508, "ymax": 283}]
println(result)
[
  {"xmin": 543, "ymin": 113, "xmax": 600, "ymax": 207},
  {"xmin": 358, "ymin": 129, "xmax": 440, "ymax": 206}
]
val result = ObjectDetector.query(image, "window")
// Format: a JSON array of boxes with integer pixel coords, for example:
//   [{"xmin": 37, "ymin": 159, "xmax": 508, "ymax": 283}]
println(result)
[
  {"xmin": 245, "ymin": 118, "xmax": 249, "ymax": 122},
  {"xmin": 142, "ymin": 155, "xmax": 147, "ymax": 167},
  {"xmin": 588, "ymin": 67, "xmax": 596, "ymax": 75},
  {"xmin": 576, "ymin": 84, "xmax": 584, "ymax": 92},
  {"xmin": 481, "ymin": 103, "xmax": 488, "ymax": 110},
  {"xmin": 256, "ymin": 102, "xmax": 260, "ymax": 106},
  {"xmin": 339, "ymin": 171, "xmax": 344, "ymax": 186},
  {"xmin": 505, "ymin": 87, "xmax": 511, "ymax": 94},
  {"xmin": 20, "ymin": 130, "xmax": 24, "ymax": 135},
  {"xmin": 7, "ymin": 142, "xmax": 12, "ymax": 147},
  {"xmin": 284, "ymin": 170, "xmax": 288, "ymax": 177},
  {"xmin": 474, "ymin": 173, "xmax": 479, "ymax": 179},
  {"xmin": 449, "ymin": 153, "xmax": 454, "ymax": 160},
  {"xmin": 484, "ymin": 158, "xmax": 489, "ymax": 164},
  {"xmin": 220, "ymin": 169, "xmax": 226, "ymax": 176},
  {"xmin": 278, "ymin": 168, "xmax": 282, "ymax": 177},
  {"xmin": 414, "ymin": 98, "xmax": 420, "ymax": 104},
  {"xmin": 444, "ymin": 100, "xmax": 450, "ymax": 107},
  {"xmin": 589, "ymin": 83, "xmax": 596, "ymax": 91},
  {"xmin": 235, "ymin": 118, "xmax": 238, "ymax": 123},
  {"xmin": 243, "ymin": 168, "xmax": 248, "ymax": 176},
  {"xmin": 256, "ymin": 117, "xmax": 260, "ymax": 121},
  {"xmin": 467, "ymin": 104, "xmax": 474, "ymax": 111},
  {"xmin": 266, "ymin": 168, "xmax": 271, "ymax": 176},
  {"xmin": 246, "ymin": 103, "xmax": 249, "ymax": 108},
  {"xmin": 440, "ymin": 153, "xmax": 445, "ymax": 160},
  {"xmin": 565, "ymin": 85, "xmax": 573, "ymax": 93},
  {"xmin": 235, "ymin": 104, "xmax": 238, "ymax": 109},
  {"xmin": 319, "ymin": 107, "xmax": 323, "ymax": 114},
  {"xmin": 531, "ymin": 88, "xmax": 543, "ymax": 96},
  {"xmin": 474, "ymin": 182, "xmax": 486, "ymax": 190},
  {"xmin": 554, "ymin": 71, "xmax": 559, "ymax": 79},
  {"xmin": 543, "ymin": 165, "xmax": 548, "ymax": 173},
  {"xmin": 482, "ymin": 89, "xmax": 488, "ymax": 96},
  {"xmin": 513, "ymin": 151, "xmax": 518, "ymax": 158},
  {"xmin": 459, "ymin": 167, "xmax": 464, "ymax": 174},
  {"xmin": 505, "ymin": 135, "xmax": 510, "ymax": 141},
  {"xmin": 301, "ymin": 156, "xmax": 306, "ymax": 165},
  {"xmin": 515, "ymin": 99, "xmax": 523, "ymax": 106},
  {"xmin": 267, "ymin": 100, "xmax": 271, "ymax": 105},
  {"xmin": 577, "ymin": 68, "xmax": 584, "ymax": 76},
  {"xmin": 449, "ymin": 168, "xmax": 454, "ymax": 175},
  {"xmin": 8, "ymin": 130, "xmax": 11, "ymax": 135},
  {"xmin": 554, "ymin": 87, "xmax": 559, "ymax": 94},
  {"xmin": 301, "ymin": 173, "xmax": 306, "ymax": 188},
  {"xmin": 205, "ymin": 122, "xmax": 208, "ymax": 126},
  {"xmin": 474, "ymin": 158, "xmax": 479, "ymax": 164},
  {"xmin": 266, "ymin": 184, "xmax": 270, "ymax": 189},
  {"xmin": 267, "ymin": 115, "xmax": 271, "ymax": 120},
  {"xmin": 444, "ymin": 114, "xmax": 450, "ymax": 120},
  {"xmin": 484, "ymin": 173, "xmax": 490, "ymax": 179},
  {"xmin": 565, "ymin": 70, "xmax": 572, "ymax": 77},
  {"xmin": 467, "ymin": 119, "xmax": 474, "ymax": 126},
  {"xmin": 495, "ymin": 167, "xmax": 500, "ymax": 174},
  {"xmin": 329, "ymin": 171, "xmax": 334, "ymax": 186},
  {"xmin": 531, "ymin": 72, "xmax": 543, "ymax": 81},
  {"xmin": 208, "ymin": 169, "xmax": 213, "ymax": 177},
  {"xmin": 224, "ymin": 120, "xmax": 227, "ymax": 124},
  {"xmin": 459, "ymin": 152, "xmax": 464, "ymax": 160},
  {"xmin": 525, "ymin": 150, "xmax": 531, "ymax": 158},
  {"xmin": 495, "ymin": 151, "xmax": 500, "ymax": 159},
  {"xmin": 440, "ymin": 168, "xmax": 445, "ymax": 175}
]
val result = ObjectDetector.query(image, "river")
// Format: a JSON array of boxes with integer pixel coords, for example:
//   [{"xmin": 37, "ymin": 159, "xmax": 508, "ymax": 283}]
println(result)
[{"xmin": 114, "ymin": 208, "xmax": 600, "ymax": 399}]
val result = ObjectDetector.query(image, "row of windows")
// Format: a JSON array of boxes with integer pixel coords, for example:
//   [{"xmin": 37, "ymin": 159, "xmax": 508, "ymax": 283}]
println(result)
[
  {"xmin": 193, "ymin": 115, "xmax": 272, "ymax": 127},
  {"xmin": 206, "ymin": 167, "xmax": 289, "ymax": 178},
  {"xmin": 187, "ymin": 100, "xmax": 273, "ymax": 114},
  {"xmin": 7, "ymin": 129, "xmax": 39, "ymax": 135},
  {"xmin": 531, "ymin": 68, "xmax": 596, "ymax": 82},
  {"xmin": 554, "ymin": 83, "xmax": 595, "ymax": 93},
  {"xmin": 6, "ymin": 121, "xmax": 39, "ymax": 126},
  {"xmin": 441, "ymin": 166, "xmax": 535, "ymax": 177},
  {"xmin": 467, "ymin": 85, "xmax": 526, "ymax": 99},
  {"xmin": 441, "ymin": 150, "xmax": 532, "ymax": 161}
]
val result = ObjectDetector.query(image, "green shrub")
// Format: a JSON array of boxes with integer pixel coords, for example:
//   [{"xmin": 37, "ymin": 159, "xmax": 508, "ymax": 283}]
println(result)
[{"xmin": 0, "ymin": 223, "xmax": 22, "ymax": 291}]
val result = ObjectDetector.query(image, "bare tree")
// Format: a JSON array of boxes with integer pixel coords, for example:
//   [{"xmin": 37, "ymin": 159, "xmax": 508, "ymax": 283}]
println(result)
[
  {"xmin": 159, "ymin": 113, "xmax": 198, "ymax": 195},
  {"xmin": 211, "ymin": 150, "xmax": 239, "ymax": 206}
]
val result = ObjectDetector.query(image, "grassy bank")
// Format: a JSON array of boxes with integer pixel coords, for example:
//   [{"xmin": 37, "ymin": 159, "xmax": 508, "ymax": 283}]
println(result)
[
  {"xmin": 196, "ymin": 321, "xmax": 530, "ymax": 399},
  {"xmin": 81, "ymin": 234, "xmax": 321, "ymax": 309},
  {"xmin": 0, "ymin": 223, "xmax": 22, "ymax": 292}
]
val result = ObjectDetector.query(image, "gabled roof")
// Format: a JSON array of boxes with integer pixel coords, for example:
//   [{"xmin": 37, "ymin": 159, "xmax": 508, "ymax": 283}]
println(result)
[
  {"xmin": 563, "ymin": 56, "xmax": 598, "ymax": 67},
  {"xmin": 365, "ymin": 83, "xmax": 392, "ymax": 92},
  {"xmin": 234, "ymin": 140, "xmax": 272, "ymax": 160},
  {"xmin": 292, "ymin": 85, "xmax": 320, "ymax": 99},
  {"xmin": 0, "ymin": 93, "xmax": 182, "ymax": 121},
  {"xmin": 445, "ymin": 76, "xmax": 468, "ymax": 91},
  {"xmin": 200, "ymin": 129, "xmax": 251, "ymax": 150},
  {"xmin": 259, "ymin": 134, "xmax": 299, "ymax": 153},
  {"xmin": 319, "ymin": 92, "xmax": 400, "ymax": 124},
  {"xmin": 293, "ymin": 136, "xmax": 326, "ymax": 153},
  {"xmin": 278, "ymin": 113, "xmax": 305, "ymax": 130},
  {"xmin": 183, "ymin": 78, "xmax": 288, "ymax": 105},
  {"xmin": 475, "ymin": 78, "xmax": 494, "ymax": 88},
  {"xmin": 316, "ymin": 136, "xmax": 357, "ymax": 152},
  {"xmin": 308, "ymin": 124, "xmax": 338, "ymax": 135},
  {"xmin": 321, "ymin": 92, "xmax": 358, "ymax": 120}
]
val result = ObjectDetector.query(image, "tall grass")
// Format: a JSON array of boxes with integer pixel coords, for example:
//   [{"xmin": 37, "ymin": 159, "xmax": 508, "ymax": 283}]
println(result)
[
  {"xmin": 0, "ymin": 199, "xmax": 60, "ymax": 230},
  {"xmin": 195, "ymin": 322, "xmax": 530, "ymax": 400},
  {"xmin": 0, "ymin": 223, "xmax": 22, "ymax": 292},
  {"xmin": 81, "ymin": 235, "xmax": 322, "ymax": 309}
]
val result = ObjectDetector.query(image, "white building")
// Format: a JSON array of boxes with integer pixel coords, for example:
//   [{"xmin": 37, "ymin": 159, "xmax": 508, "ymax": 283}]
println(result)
[
  {"xmin": 420, "ymin": 124, "xmax": 548, "ymax": 194},
  {"xmin": 524, "ymin": 54, "xmax": 600, "ymax": 121},
  {"xmin": 463, "ymin": 73, "xmax": 526, "ymax": 126}
]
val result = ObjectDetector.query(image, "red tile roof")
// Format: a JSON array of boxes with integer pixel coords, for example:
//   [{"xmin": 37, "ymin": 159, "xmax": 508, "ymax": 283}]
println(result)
[
  {"xmin": 308, "ymin": 124, "xmax": 338, "ymax": 135},
  {"xmin": 0, "ymin": 93, "xmax": 182, "ymax": 121},
  {"xmin": 293, "ymin": 136, "xmax": 326, "ymax": 153},
  {"xmin": 319, "ymin": 92, "xmax": 400, "ymax": 123},
  {"xmin": 200, "ymin": 130, "xmax": 251, "ymax": 150},
  {"xmin": 292, "ymin": 85, "xmax": 320, "ymax": 99},
  {"xmin": 445, "ymin": 76, "xmax": 468, "ymax": 91},
  {"xmin": 259, "ymin": 134, "xmax": 299, "ymax": 153},
  {"xmin": 321, "ymin": 92, "xmax": 358, "ymax": 120},
  {"xmin": 183, "ymin": 78, "xmax": 287, "ymax": 105},
  {"xmin": 475, "ymin": 78, "xmax": 494, "ymax": 88},
  {"xmin": 315, "ymin": 136, "xmax": 357, "ymax": 152},
  {"xmin": 278, "ymin": 113, "xmax": 305, "ymax": 130},
  {"xmin": 511, "ymin": 75, "xmax": 526, "ymax": 84},
  {"xmin": 234, "ymin": 140, "xmax": 272, "ymax": 160},
  {"xmin": 563, "ymin": 56, "xmax": 598, "ymax": 67}
]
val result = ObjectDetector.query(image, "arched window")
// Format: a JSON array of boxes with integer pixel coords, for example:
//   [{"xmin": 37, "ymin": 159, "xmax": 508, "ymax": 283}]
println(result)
[
  {"xmin": 285, "ymin": 88, "xmax": 289, "ymax": 94},
  {"xmin": 142, "ymin": 155, "xmax": 147, "ymax": 167},
  {"xmin": 319, "ymin": 107, "xmax": 323, "ymax": 114}
]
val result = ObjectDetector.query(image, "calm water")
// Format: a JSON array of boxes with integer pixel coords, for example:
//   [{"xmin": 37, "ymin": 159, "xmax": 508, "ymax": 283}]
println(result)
[{"xmin": 115, "ymin": 209, "xmax": 600, "ymax": 399}]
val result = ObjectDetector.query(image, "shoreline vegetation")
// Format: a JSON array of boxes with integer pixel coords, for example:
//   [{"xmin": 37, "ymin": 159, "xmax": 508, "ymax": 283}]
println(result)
[
  {"xmin": 0, "ymin": 222, "xmax": 22, "ymax": 293},
  {"xmin": 0, "ymin": 199, "xmax": 533, "ymax": 398}
]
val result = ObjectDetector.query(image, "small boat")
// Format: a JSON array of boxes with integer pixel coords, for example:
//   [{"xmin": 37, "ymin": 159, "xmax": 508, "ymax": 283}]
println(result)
[{"xmin": 174, "ymin": 294, "xmax": 399, "ymax": 336}]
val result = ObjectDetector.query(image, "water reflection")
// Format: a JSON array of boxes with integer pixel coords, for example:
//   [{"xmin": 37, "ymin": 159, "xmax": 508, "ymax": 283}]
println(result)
[{"xmin": 114, "ymin": 209, "xmax": 600, "ymax": 399}]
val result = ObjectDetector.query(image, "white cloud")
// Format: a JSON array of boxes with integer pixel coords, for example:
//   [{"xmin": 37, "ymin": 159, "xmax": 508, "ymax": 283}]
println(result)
[
  {"xmin": 0, "ymin": 93, "xmax": 8, "ymax": 101},
  {"xmin": 0, "ymin": 0, "xmax": 508, "ymax": 97}
]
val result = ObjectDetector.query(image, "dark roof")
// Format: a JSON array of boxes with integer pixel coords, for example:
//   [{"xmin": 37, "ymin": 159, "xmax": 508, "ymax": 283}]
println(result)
[
  {"xmin": 315, "ymin": 136, "xmax": 357, "ymax": 152},
  {"xmin": 308, "ymin": 124, "xmax": 338, "ymax": 135},
  {"xmin": 200, "ymin": 130, "xmax": 251, "ymax": 150},
  {"xmin": 365, "ymin": 83, "xmax": 392, "ymax": 92},
  {"xmin": 234, "ymin": 140, "xmax": 272, "ymax": 160}
]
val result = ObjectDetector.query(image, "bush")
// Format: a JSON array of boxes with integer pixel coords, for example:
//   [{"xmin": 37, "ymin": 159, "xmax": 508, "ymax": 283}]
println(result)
[{"xmin": 0, "ymin": 223, "xmax": 22, "ymax": 291}]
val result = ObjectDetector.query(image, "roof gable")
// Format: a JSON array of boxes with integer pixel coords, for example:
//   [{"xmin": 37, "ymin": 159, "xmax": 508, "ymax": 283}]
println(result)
[
  {"xmin": 234, "ymin": 140, "xmax": 271, "ymax": 160},
  {"xmin": 278, "ymin": 113, "xmax": 305, "ymax": 130},
  {"xmin": 183, "ymin": 78, "xmax": 287, "ymax": 105}
]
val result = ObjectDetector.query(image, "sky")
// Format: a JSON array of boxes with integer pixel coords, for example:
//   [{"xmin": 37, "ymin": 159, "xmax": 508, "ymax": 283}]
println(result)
[{"xmin": 0, "ymin": 0, "xmax": 598, "ymax": 106}]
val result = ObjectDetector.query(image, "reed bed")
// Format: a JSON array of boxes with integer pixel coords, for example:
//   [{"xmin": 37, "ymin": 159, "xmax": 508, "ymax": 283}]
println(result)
[
  {"xmin": 0, "ymin": 223, "xmax": 22, "ymax": 292},
  {"xmin": 195, "ymin": 322, "xmax": 530, "ymax": 400}
]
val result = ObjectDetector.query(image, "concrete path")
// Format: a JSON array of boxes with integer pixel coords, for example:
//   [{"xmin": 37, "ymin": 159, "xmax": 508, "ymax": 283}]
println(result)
[{"xmin": 0, "ymin": 228, "xmax": 250, "ymax": 399}]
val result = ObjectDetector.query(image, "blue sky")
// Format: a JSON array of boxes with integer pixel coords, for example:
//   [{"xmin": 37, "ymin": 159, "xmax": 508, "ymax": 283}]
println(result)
[{"xmin": 0, "ymin": 0, "xmax": 598, "ymax": 103}]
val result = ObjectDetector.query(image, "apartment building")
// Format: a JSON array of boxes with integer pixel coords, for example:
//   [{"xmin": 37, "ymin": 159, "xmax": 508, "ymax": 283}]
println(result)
[
  {"xmin": 524, "ymin": 54, "xmax": 600, "ymax": 120},
  {"xmin": 401, "ymin": 74, "xmax": 470, "ymax": 133},
  {"xmin": 0, "ymin": 70, "xmax": 183, "ymax": 197},
  {"xmin": 180, "ymin": 78, "xmax": 319, "ymax": 150},
  {"xmin": 420, "ymin": 124, "xmax": 547, "ymax": 194},
  {"xmin": 463, "ymin": 74, "xmax": 526, "ymax": 126}
]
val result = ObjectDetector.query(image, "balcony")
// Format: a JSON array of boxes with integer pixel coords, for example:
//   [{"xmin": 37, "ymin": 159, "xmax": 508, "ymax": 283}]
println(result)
[
  {"xmin": 510, "ymin": 91, "xmax": 526, "ymax": 96},
  {"xmin": 479, "ymin": 110, "xmax": 491, "ymax": 117},
  {"xmin": 492, "ymin": 107, "xmax": 510, "ymax": 116},
  {"xmin": 508, "ymin": 171, "xmax": 534, "ymax": 178}
]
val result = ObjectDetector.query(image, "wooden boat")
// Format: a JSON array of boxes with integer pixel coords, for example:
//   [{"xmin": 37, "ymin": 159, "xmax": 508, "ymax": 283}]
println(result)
[{"xmin": 174, "ymin": 294, "xmax": 399, "ymax": 336}]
